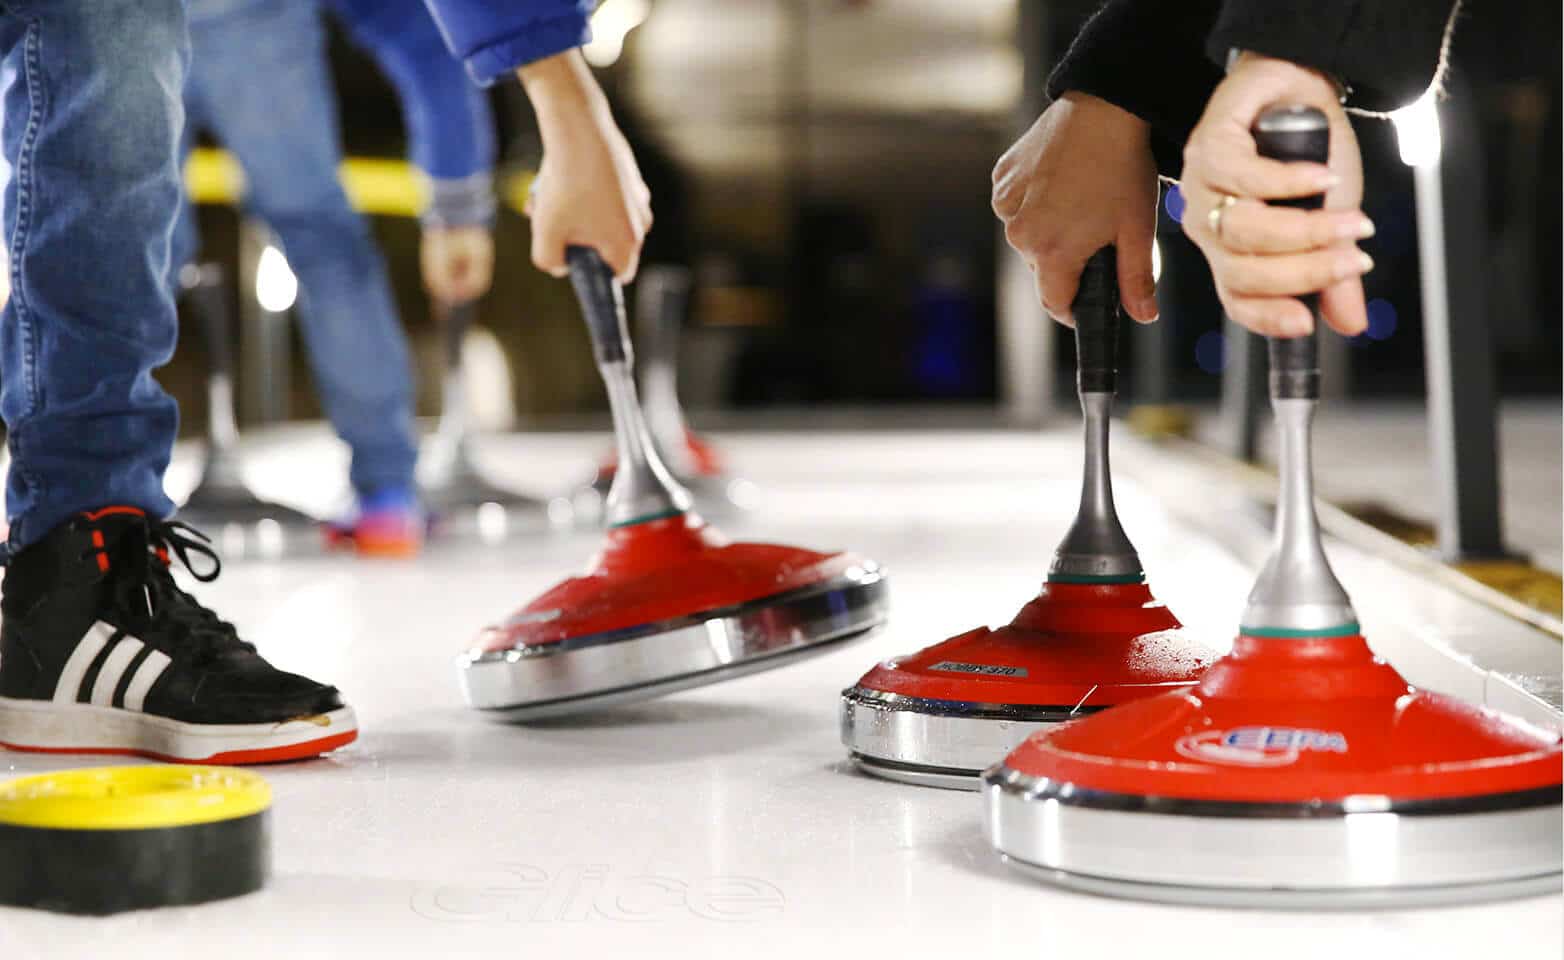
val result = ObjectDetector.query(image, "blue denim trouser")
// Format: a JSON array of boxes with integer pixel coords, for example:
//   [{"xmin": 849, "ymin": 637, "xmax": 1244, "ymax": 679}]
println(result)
[
  {"xmin": 0, "ymin": 0, "xmax": 187, "ymax": 550},
  {"xmin": 175, "ymin": 0, "xmax": 418, "ymax": 500}
]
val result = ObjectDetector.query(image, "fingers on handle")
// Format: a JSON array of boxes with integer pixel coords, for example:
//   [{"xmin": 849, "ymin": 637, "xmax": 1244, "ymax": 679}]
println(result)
[
  {"xmin": 1115, "ymin": 226, "xmax": 1159, "ymax": 323},
  {"xmin": 1032, "ymin": 268, "xmax": 1069, "ymax": 327},
  {"xmin": 1221, "ymin": 246, "xmax": 1371, "ymax": 297},
  {"xmin": 1189, "ymin": 132, "xmax": 1334, "ymax": 200},
  {"xmin": 1036, "ymin": 249, "xmax": 1089, "ymax": 328},
  {"xmin": 531, "ymin": 219, "xmax": 569, "ymax": 278},
  {"xmin": 602, "ymin": 237, "xmax": 642, "ymax": 284},
  {"xmin": 1319, "ymin": 277, "xmax": 1368, "ymax": 337},
  {"xmin": 1218, "ymin": 204, "xmax": 1371, "ymax": 255},
  {"xmin": 1221, "ymin": 291, "xmax": 1315, "ymax": 339}
]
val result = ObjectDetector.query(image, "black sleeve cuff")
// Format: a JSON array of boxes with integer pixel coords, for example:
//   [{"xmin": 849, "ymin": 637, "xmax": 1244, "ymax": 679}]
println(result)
[
  {"xmin": 1206, "ymin": 1, "xmax": 1457, "ymax": 112},
  {"xmin": 1046, "ymin": 0, "xmax": 1225, "ymax": 178}
]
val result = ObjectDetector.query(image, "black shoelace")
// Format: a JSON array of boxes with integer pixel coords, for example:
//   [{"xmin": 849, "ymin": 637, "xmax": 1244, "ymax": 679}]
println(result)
[{"xmin": 119, "ymin": 520, "xmax": 256, "ymax": 667}]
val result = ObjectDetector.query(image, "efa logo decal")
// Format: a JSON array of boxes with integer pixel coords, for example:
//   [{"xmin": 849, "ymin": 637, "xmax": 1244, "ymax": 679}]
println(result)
[{"xmin": 1174, "ymin": 726, "xmax": 1348, "ymax": 767}]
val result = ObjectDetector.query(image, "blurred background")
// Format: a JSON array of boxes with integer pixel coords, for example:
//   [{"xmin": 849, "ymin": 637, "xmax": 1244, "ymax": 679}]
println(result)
[{"xmin": 170, "ymin": 0, "xmax": 1560, "ymax": 568}]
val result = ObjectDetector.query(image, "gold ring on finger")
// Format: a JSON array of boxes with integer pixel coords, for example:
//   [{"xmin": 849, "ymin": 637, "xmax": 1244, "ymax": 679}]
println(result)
[{"xmin": 1207, "ymin": 193, "xmax": 1238, "ymax": 239}]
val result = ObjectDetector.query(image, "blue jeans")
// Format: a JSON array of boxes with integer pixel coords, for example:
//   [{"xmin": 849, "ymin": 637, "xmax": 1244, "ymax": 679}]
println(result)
[
  {"xmin": 175, "ymin": 0, "xmax": 417, "ymax": 500},
  {"xmin": 0, "ymin": 0, "xmax": 187, "ymax": 550}
]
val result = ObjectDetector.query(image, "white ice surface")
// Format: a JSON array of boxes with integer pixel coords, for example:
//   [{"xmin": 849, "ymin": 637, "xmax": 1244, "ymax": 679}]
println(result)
[{"xmin": 1, "ymin": 428, "xmax": 1559, "ymax": 958}]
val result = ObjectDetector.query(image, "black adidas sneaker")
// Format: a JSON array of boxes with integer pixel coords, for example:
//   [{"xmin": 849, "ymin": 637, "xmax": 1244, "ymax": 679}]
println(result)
[{"xmin": 0, "ymin": 506, "xmax": 356, "ymax": 763}]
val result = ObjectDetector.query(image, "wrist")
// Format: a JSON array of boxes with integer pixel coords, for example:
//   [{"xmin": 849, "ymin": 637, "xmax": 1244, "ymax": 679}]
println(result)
[
  {"xmin": 519, "ymin": 50, "xmax": 610, "ymax": 131},
  {"xmin": 1226, "ymin": 49, "xmax": 1349, "ymax": 104},
  {"xmin": 1060, "ymin": 91, "xmax": 1152, "ymax": 143}
]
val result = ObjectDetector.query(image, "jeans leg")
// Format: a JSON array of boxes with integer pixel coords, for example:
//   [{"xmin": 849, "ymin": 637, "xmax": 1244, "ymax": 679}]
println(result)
[
  {"xmin": 170, "ymin": 111, "xmax": 202, "ymax": 290},
  {"xmin": 0, "ymin": 0, "xmax": 186, "ymax": 549},
  {"xmin": 184, "ymin": 1, "xmax": 417, "ymax": 498}
]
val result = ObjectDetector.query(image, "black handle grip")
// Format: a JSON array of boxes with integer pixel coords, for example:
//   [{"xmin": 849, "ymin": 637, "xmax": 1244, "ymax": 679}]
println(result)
[
  {"xmin": 1072, "ymin": 247, "xmax": 1120, "ymax": 394},
  {"xmin": 1252, "ymin": 104, "xmax": 1330, "ymax": 400},
  {"xmin": 436, "ymin": 300, "xmax": 477, "ymax": 370},
  {"xmin": 566, "ymin": 246, "xmax": 630, "ymax": 365}
]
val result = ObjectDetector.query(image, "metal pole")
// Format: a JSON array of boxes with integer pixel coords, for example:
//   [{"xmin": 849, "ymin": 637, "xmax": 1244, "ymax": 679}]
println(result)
[{"xmin": 1413, "ymin": 90, "xmax": 1506, "ymax": 561}]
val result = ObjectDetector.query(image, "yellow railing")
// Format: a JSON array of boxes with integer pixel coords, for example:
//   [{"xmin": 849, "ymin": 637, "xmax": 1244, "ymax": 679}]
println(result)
[{"xmin": 183, "ymin": 147, "xmax": 533, "ymax": 219}]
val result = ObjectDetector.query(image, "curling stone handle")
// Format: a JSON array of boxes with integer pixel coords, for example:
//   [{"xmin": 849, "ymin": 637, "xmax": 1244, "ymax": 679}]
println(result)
[
  {"xmin": 1048, "ymin": 246, "xmax": 1140, "ymax": 583},
  {"xmin": 1239, "ymin": 104, "xmax": 1357, "ymax": 637},
  {"xmin": 1072, "ymin": 247, "xmax": 1120, "ymax": 395},
  {"xmin": 438, "ymin": 299, "xmax": 477, "ymax": 373},
  {"xmin": 565, "ymin": 246, "xmax": 692, "ymax": 527},
  {"xmin": 1252, "ymin": 104, "xmax": 1330, "ymax": 167},
  {"xmin": 1253, "ymin": 105, "xmax": 1329, "ymax": 401},
  {"xmin": 566, "ymin": 246, "xmax": 631, "ymax": 366}
]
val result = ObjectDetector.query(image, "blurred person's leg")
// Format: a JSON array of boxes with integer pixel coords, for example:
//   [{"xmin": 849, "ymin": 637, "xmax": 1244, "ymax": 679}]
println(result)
[{"xmin": 184, "ymin": 0, "xmax": 418, "ymax": 509}]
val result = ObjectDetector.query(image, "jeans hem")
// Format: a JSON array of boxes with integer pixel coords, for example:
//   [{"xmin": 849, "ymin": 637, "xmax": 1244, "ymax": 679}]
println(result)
[{"xmin": 4, "ymin": 13, "xmax": 44, "ymax": 549}]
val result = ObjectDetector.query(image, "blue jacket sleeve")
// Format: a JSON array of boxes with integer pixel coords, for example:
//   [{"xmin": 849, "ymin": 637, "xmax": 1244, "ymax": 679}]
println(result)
[
  {"xmin": 325, "ymin": 0, "xmax": 498, "ymax": 225},
  {"xmin": 420, "ymin": 0, "xmax": 594, "ymax": 86}
]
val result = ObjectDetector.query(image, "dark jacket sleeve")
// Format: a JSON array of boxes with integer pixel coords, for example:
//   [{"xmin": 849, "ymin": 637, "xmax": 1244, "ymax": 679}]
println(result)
[
  {"xmin": 420, "ymin": 0, "xmax": 594, "ymax": 86},
  {"xmin": 1046, "ymin": 0, "xmax": 1225, "ymax": 178},
  {"xmin": 1206, "ymin": 1, "xmax": 1458, "ymax": 111}
]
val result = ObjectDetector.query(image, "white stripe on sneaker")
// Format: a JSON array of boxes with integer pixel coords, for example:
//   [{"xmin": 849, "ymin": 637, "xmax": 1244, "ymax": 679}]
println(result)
[
  {"xmin": 52, "ymin": 621, "xmax": 115, "ymax": 703},
  {"xmin": 121, "ymin": 649, "xmax": 172, "ymax": 713},
  {"xmin": 89, "ymin": 636, "xmax": 145, "ymax": 706}
]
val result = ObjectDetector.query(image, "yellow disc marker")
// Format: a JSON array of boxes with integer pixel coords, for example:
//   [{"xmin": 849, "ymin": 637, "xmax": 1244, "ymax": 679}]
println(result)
[{"xmin": 0, "ymin": 766, "xmax": 271, "ymax": 914}]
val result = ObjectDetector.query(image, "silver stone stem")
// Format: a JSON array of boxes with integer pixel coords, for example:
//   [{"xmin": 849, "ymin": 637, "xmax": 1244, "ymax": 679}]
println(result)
[
  {"xmin": 207, "ymin": 372, "xmax": 240, "ymax": 452},
  {"xmin": 640, "ymin": 362, "xmax": 694, "ymax": 476},
  {"xmin": 1240, "ymin": 397, "xmax": 1358, "ymax": 633},
  {"xmin": 635, "ymin": 267, "xmax": 697, "ymax": 475},
  {"xmin": 420, "ymin": 356, "xmax": 469, "ymax": 489},
  {"xmin": 1049, "ymin": 392, "xmax": 1141, "ymax": 580},
  {"xmin": 601, "ymin": 360, "xmax": 692, "ymax": 527}
]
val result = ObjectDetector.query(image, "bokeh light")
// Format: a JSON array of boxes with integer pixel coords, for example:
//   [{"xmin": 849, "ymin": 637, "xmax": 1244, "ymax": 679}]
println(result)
[
  {"xmin": 1364, "ymin": 298, "xmax": 1398, "ymax": 341},
  {"xmin": 1163, "ymin": 185, "xmax": 1186, "ymax": 224},
  {"xmin": 255, "ymin": 245, "xmax": 298, "ymax": 313},
  {"xmin": 1194, "ymin": 330, "xmax": 1226, "ymax": 374},
  {"xmin": 1391, "ymin": 92, "xmax": 1442, "ymax": 167}
]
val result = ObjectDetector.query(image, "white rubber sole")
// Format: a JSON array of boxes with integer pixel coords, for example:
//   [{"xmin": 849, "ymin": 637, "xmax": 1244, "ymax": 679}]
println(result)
[{"xmin": 0, "ymin": 697, "xmax": 358, "ymax": 763}]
